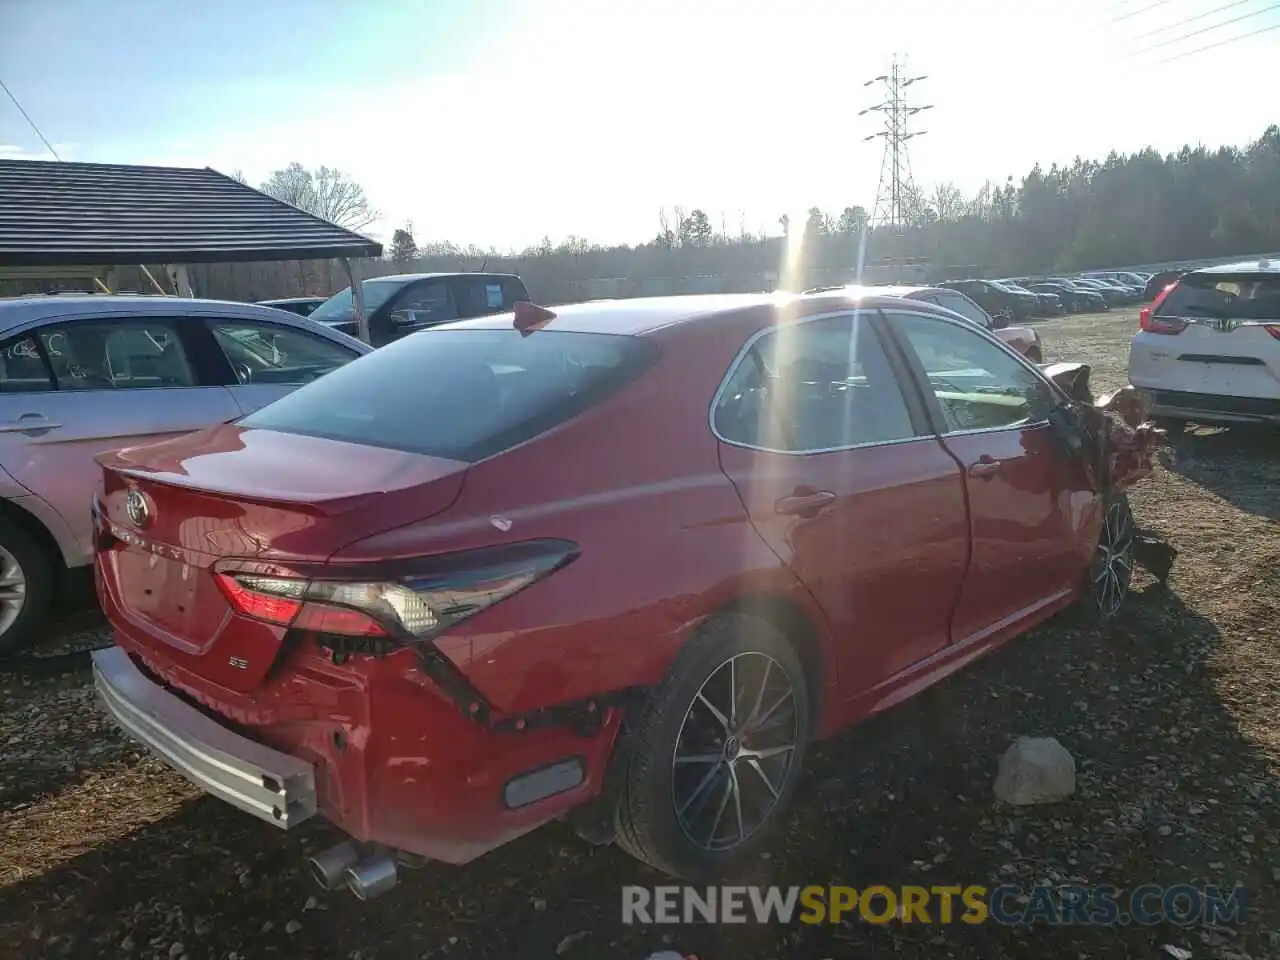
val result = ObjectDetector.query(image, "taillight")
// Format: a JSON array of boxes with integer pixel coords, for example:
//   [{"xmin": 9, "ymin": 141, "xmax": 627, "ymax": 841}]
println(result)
[
  {"xmin": 214, "ymin": 539, "xmax": 579, "ymax": 643},
  {"xmin": 1265, "ymin": 324, "xmax": 1280, "ymax": 341},
  {"xmin": 1139, "ymin": 281, "xmax": 1186, "ymax": 334}
]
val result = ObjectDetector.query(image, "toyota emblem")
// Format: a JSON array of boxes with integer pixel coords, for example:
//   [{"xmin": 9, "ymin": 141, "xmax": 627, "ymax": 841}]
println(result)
[{"xmin": 125, "ymin": 490, "xmax": 151, "ymax": 528}]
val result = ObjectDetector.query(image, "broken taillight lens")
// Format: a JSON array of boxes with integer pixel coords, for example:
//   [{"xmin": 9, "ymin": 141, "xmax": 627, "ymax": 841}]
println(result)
[{"xmin": 214, "ymin": 539, "xmax": 579, "ymax": 643}]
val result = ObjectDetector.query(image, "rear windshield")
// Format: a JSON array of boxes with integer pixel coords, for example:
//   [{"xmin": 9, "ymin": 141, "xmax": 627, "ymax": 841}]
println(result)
[
  {"xmin": 240, "ymin": 328, "xmax": 658, "ymax": 461},
  {"xmin": 1156, "ymin": 273, "xmax": 1280, "ymax": 321}
]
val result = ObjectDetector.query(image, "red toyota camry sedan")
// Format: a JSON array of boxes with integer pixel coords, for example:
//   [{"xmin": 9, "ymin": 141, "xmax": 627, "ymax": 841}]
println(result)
[{"xmin": 91, "ymin": 291, "xmax": 1135, "ymax": 895}]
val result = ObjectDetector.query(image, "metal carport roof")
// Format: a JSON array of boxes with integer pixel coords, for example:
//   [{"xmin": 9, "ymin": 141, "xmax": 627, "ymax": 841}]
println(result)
[{"xmin": 0, "ymin": 159, "xmax": 383, "ymax": 266}]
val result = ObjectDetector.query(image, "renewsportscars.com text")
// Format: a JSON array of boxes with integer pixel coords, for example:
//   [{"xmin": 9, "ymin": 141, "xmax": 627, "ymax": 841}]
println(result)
[{"xmin": 621, "ymin": 884, "xmax": 1247, "ymax": 926}]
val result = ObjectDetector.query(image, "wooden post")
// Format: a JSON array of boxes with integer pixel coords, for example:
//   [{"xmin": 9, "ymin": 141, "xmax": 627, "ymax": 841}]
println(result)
[{"xmin": 343, "ymin": 258, "xmax": 370, "ymax": 344}]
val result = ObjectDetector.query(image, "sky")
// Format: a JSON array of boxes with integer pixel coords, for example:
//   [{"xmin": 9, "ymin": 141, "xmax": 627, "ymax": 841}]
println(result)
[{"xmin": 2, "ymin": 0, "xmax": 1278, "ymax": 250}]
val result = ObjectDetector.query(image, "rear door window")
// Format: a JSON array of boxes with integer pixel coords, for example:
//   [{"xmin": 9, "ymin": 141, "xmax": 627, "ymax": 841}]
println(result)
[
  {"xmin": 39, "ymin": 320, "xmax": 195, "ymax": 390},
  {"xmin": 1157, "ymin": 273, "xmax": 1280, "ymax": 321},
  {"xmin": 0, "ymin": 336, "xmax": 53, "ymax": 392},
  {"xmin": 713, "ymin": 313, "xmax": 920, "ymax": 452},
  {"xmin": 240, "ymin": 329, "xmax": 657, "ymax": 461}
]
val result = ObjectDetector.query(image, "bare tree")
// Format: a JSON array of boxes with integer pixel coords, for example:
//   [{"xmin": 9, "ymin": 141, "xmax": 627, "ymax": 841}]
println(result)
[
  {"xmin": 259, "ymin": 162, "xmax": 379, "ymax": 232},
  {"xmin": 931, "ymin": 182, "xmax": 967, "ymax": 222},
  {"xmin": 672, "ymin": 206, "xmax": 688, "ymax": 246}
]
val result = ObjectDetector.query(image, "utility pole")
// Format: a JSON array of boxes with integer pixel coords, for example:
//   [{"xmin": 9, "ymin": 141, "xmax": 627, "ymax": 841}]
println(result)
[{"xmin": 860, "ymin": 56, "xmax": 932, "ymax": 282}]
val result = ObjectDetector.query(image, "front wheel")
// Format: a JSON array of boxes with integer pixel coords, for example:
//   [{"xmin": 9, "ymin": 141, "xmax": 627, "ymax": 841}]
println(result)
[
  {"xmin": 613, "ymin": 613, "xmax": 811, "ymax": 878},
  {"xmin": 0, "ymin": 520, "xmax": 56, "ymax": 658},
  {"xmin": 1080, "ymin": 494, "xmax": 1135, "ymax": 623}
]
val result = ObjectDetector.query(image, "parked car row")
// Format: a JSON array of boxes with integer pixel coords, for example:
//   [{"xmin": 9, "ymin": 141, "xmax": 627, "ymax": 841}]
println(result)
[{"xmin": 936, "ymin": 271, "xmax": 1158, "ymax": 321}]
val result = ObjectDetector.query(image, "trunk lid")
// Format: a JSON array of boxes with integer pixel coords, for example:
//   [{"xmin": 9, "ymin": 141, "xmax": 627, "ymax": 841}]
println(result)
[{"xmin": 96, "ymin": 424, "xmax": 468, "ymax": 691}]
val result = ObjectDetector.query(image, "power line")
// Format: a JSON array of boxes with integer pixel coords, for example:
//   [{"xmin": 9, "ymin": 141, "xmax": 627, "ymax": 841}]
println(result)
[
  {"xmin": 1111, "ymin": 0, "xmax": 1172, "ymax": 24},
  {"xmin": 1159, "ymin": 18, "xmax": 1280, "ymax": 59},
  {"xmin": 1136, "ymin": 2, "xmax": 1279, "ymax": 54},
  {"xmin": 0, "ymin": 77, "xmax": 60, "ymax": 160},
  {"xmin": 1128, "ymin": 0, "xmax": 1256, "ymax": 39}
]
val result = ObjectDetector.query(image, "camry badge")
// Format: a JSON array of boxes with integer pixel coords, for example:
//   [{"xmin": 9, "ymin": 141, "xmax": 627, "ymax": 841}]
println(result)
[{"xmin": 125, "ymin": 490, "xmax": 151, "ymax": 528}]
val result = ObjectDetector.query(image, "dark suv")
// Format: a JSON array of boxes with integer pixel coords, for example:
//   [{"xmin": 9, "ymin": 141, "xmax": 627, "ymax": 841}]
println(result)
[
  {"xmin": 937, "ymin": 279, "xmax": 1038, "ymax": 323},
  {"xmin": 309, "ymin": 273, "xmax": 530, "ymax": 347}
]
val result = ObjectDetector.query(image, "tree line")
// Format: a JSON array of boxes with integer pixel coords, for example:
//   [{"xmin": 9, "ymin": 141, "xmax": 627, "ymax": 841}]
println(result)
[
  {"xmin": 158, "ymin": 124, "xmax": 1280, "ymax": 309},
  {"xmin": 381, "ymin": 124, "xmax": 1280, "ymax": 276}
]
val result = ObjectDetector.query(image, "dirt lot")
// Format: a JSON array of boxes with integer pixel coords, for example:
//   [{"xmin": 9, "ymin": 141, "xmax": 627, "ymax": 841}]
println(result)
[{"xmin": 1, "ymin": 309, "xmax": 1277, "ymax": 960}]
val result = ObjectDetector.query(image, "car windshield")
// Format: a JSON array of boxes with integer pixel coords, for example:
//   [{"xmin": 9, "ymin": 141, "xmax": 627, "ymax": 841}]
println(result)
[
  {"xmin": 309, "ymin": 279, "xmax": 409, "ymax": 323},
  {"xmin": 240, "ymin": 328, "xmax": 658, "ymax": 461},
  {"xmin": 1156, "ymin": 273, "xmax": 1280, "ymax": 320}
]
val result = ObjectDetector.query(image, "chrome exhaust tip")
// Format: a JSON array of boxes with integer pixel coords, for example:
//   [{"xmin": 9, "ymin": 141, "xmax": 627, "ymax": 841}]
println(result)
[
  {"xmin": 306, "ymin": 840, "xmax": 361, "ymax": 891},
  {"xmin": 343, "ymin": 854, "xmax": 398, "ymax": 901}
]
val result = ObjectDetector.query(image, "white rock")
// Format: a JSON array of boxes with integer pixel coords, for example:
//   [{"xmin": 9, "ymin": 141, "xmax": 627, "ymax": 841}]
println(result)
[{"xmin": 993, "ymin": 737, "xmax": 1076, "ymax": 805}]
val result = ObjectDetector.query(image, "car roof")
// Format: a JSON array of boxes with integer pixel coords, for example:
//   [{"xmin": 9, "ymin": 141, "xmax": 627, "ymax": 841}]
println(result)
[
  {"xmin": 0, "ymin": 294, "xmax": 326, "ymax": 337},
  {"xmin": 1187, "ymin": 258, "xmax": 1280, "ymax": 276},
  {"xmin": 364, "ymin": 272, "xmax": 522, "ymax": 284},
  {"xmin": 433, "ymin": 290, "xmax": 961, "ymax": 337},
  {"xmin": 259, "ymin": 296, "xmax": 325, "ymax": 304}
]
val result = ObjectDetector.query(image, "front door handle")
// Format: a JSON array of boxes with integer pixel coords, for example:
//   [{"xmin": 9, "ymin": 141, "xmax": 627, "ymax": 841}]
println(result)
[
  {"xmin": 775, "ymin": 489, "xmax": 836, "ymax": 517},
  {"xmin": 0, "ymin": 415, "xmax": 63, "ymax": 434},
  {"xmin": 968, "ymin": 454, "xmax": 1001, "ymax": 479}
]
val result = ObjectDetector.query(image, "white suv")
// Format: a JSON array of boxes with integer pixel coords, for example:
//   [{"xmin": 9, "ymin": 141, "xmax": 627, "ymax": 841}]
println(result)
[{"xmin": 1128, "ymin": 260, "xmax": 1280, "ymax": 431}]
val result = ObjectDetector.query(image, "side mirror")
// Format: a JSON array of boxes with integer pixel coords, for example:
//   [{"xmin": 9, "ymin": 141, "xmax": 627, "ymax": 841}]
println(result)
[
  {"xmin": 1042, "ymin": 361, "xmax": 1093, "ymax": 403},
  {"xmin": 991, "ymin": 312, "xmax": 1010, "ymax": 330},
  {"xmin": 389, "ymin": 309, "xmax": 414, "ymax": 326}
]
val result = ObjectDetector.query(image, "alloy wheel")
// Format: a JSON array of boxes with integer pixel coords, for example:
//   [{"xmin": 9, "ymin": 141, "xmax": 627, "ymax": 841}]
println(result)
[
  {"xmin": 671, "ymin": 652, "xmax": 798, "ymax": 852},
  {"xmin": 1092, "ymin": 499, "xmax": 1134, "ymax": 618},
  {"xmin": 0, "ymin": 544, "xmax": 27, "ymax": 637}
]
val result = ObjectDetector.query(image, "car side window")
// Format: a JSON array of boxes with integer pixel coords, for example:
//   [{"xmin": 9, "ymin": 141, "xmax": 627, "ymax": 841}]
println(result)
[
  {"xmin": 501, "ymin": 278, "xmax": 529, "ymax": 306},
  {"xmin": 389, "ymin": 280, "xmax": 457, "ymax": 327},
  {"xmin": 209, "ymin": 321, "xmax": 358, "ymax": 385},
  {"xmin": 891, "ymin": 313, "xmax": 1054, "ymax": 433},
  {"xmin": 714, "ymin": 313, "xmax": 919, "ymax": 452},
  {"xmin": 0, "ymin": 336, "xmax": 53, "ymax": 393},
  {"xmin": 38, "ymin": 320, "xmax": 195, "ymax": 391},
  {"xmin": 934, "ymin": 292, "xmax": 993, "ymax": 329}
]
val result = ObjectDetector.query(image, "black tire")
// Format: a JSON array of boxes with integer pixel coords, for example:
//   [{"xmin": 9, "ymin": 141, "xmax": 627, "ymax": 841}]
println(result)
[
  {"xmin": 1076, "ymin": 493, "xmax": 1135, "ymax": 625},
  {"xmin": 0, "ymin": 519, "xmax": 56, "ymax": 658},
  {"xmin": 613, "ymin": 613, "xmax": 812, "ymax": 879}
]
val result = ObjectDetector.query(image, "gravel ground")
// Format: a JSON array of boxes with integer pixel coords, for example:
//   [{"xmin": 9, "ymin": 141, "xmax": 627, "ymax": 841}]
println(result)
[{"xmin": 1, "ymin": 309, "xmax": 1277, "ymax": 960}]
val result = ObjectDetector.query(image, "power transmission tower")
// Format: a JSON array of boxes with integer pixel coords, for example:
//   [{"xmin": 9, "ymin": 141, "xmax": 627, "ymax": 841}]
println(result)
[{"xmin": 860, "ymin": 57, "xmax": 932, "ymax": 281}]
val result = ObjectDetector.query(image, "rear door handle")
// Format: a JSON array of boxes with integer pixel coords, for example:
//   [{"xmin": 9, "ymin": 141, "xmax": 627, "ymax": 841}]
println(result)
[
  {"xmin": 775, "ymin": 489, "xmax": 836, "ymax": 517},
  {"xmin": 968, "ymin": 455, "xmax": 1001, "ymax": 479}
]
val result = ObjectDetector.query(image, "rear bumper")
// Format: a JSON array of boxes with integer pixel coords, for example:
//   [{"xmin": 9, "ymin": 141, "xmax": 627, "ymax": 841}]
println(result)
[
  {"xmin": 92, "ymin": 646, "xmax": 318, "ymax": 828},
  {"xmin": 1146, "ymin": 389, "xmax": 1280, "ymax": 424}
]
